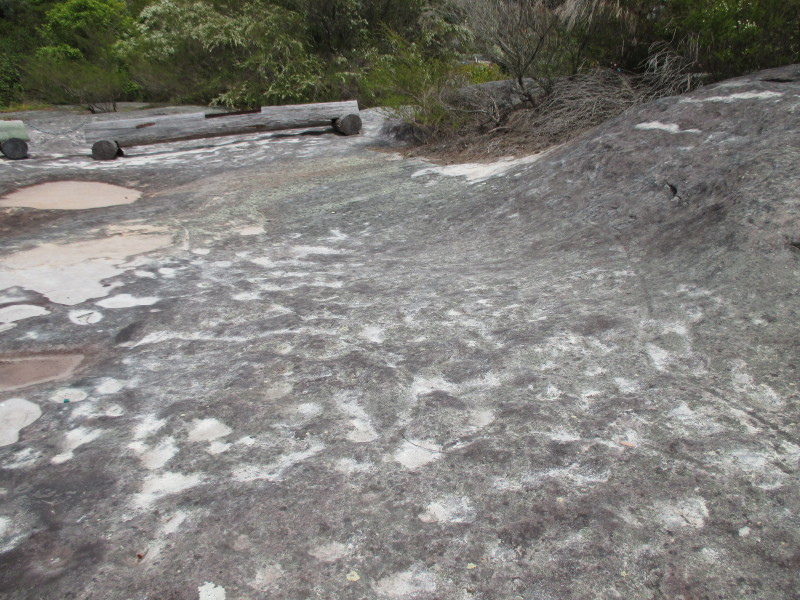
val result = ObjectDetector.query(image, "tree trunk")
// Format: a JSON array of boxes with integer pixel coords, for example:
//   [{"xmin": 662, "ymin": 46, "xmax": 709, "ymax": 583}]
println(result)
[{"xmin": 84, "ymin": 101, "xmax": 360, "ymax": 148}]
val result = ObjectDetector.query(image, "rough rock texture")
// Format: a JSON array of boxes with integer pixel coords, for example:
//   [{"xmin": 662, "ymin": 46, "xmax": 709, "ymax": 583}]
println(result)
[{"xmin": 0, "ymin": 66, "xmax": 798, "ymax": 600}]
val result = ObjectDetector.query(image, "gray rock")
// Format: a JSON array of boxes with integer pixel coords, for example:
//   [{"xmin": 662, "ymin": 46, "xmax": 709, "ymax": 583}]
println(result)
[{"xmin": 0, "ymin": 67, "xmax": 798, "ymax": 600}]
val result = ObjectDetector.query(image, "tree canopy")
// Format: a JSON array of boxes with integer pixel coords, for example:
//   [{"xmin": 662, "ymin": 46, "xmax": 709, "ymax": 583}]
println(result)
[{"xmin": 0, "ymin": 0, "xmax": 797, "ymax": 110}]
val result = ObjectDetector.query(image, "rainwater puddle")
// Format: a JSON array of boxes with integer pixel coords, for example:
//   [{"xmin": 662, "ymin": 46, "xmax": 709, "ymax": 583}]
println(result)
[
  {"xmin": 0, "ymin": 181, "xmax": 141, "ymax": 210},
  {"xmin": 0, "ymin": 353, "xmax": 84, "ymax": 392}
]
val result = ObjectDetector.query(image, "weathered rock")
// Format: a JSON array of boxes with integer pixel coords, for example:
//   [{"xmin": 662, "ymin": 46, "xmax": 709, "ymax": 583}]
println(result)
[{"xmin": 0, "ymin": 67, "xmax": 798, "ymax": 600}]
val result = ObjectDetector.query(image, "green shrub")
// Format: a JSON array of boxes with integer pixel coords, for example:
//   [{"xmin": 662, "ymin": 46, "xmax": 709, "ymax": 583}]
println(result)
[
  {"xmin": 665, "ymin": 0, "xmax": 800, "ymax": 77},
  {"xmin": 0, "ymin": 54, "xmax": 23, "ymax": 109},
  {"xmin": 360, "ymin": 31, "xmax": 497, "ymax": 141},
  {"xmin": 120, "ymin": 0, "xmax": 324, "ymax": 108}
]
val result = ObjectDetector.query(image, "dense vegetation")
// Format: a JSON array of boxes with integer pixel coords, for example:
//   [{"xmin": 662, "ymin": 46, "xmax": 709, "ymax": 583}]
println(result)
[{"xmin": 1, "ymin": 1, "xmax": 798, "ymax": 148}]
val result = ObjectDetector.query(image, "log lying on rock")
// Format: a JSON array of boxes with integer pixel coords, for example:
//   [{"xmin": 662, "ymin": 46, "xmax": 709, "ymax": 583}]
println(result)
[
  {"xmin": 0, "ymin": 121, "xmax": 30, "ymax": 159},
  {"xmin": 0, "ymin": 138, "xmax": 28, "ymax": 160},
  {"xmin": 84, "ymin": 101, "xmax": 361, "ymax": 156},
  {"xmin": 91, "ymin": 140, "xmax": 124, "ymax": 161},
  {"xmin": 0, "ymin": 120, "xmax": 30, "ymax": 142},
  {"xmin": 333, "ymin": 113, "xmax": 362, "ymax": 136}
]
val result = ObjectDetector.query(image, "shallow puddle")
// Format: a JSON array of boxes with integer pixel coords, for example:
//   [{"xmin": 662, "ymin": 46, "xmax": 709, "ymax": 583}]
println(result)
[
  {"xmin": 0, "ymin": 232, "xmax": 173, "ymax": 305},
  {"xmin": 0, "ymin": 181, "xmax": 142, "ymax": 210},
  {"xmin": 0, "ymin": 353, "xmax": 84, "ymax": 392}
]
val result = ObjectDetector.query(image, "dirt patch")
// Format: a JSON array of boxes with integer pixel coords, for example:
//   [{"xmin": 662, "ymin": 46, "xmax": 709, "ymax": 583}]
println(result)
[
  {"xmin": 0, "ymin": 181, "xmax": 142, "ymax": 211},
  {"xmin": 0, "ymin": 352, "xmax": 84, "ymax": 392}
]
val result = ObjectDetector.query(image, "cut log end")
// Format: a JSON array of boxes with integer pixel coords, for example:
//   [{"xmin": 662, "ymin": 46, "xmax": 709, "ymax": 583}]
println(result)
[
  {"xmin": 0, "ymin": 138, "xmax": 29, "ymax": 160},
  {"xmin": 92, "ymin": 140, "xmax": 123, "ymax": 161},
  {"xmin": 333, "ymin": 113, "xmax": 362, "ymax": 136}
]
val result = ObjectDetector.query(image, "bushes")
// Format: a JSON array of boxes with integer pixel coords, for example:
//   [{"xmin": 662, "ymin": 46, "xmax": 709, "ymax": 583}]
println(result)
[
  {"xmin": 0, "ymin": 55, "xmax": 23, "ymax": 109},
  {"xmin": 664, "ymin": 0, "xmax": 800, "ymax": 78},
  {"xmin": 2, "ymin": 0, "xmax": 798, "ymax": 120},
  {"xmin": 19, "ymin": 0, "xmax": 133, "ymax": 111},
  {"xmin": 122, "ymin": 0, "xmax": 323, "ymax": 108}
]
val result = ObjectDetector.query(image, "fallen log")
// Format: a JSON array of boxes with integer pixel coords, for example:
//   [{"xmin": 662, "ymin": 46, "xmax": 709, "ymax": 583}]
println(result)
[
  {"xmin": 84, "ymin": 101, "xmax": 361, "ymax": 152},
  {"xmin": 0, "ymin": 138, "xmax": 28, "ymax": 160},
  {"xmin": 91, "ymin": 140, "xmax": 124, "ymax": 161},
  {"xmin": 333, "ymin": 113, "xmax": 362, "ymax": 136},
  {"xmin": 0, "ymin": 121, "xmax": 30, "ymax": 159},
  {"xmin": 0, "ymin": 120, "xmax": 30, "ymax": 143}
]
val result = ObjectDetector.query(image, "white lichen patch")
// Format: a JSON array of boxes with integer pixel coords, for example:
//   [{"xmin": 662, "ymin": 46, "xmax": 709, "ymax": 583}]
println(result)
[
  {"xmin": 233, "ymin": 442, "xmax": 325, "ymax": 482},
  {"xmin": 289, "ymin": 245, "xmax": 344, "ymax": 259},
  {"xmin": 95, "ymin": 294, "xmax": 161, "ymax": 308},
  {"xmin": 635, "ymin": 122, "xmax": 701, "ymax": 134},
  {"xmin": 232, "ymin": 291, "xmax": 260, "ymax": 301},
  {"xmin": 681, "ymin": 91, "xmax": 783, "ymax": 103},
  {"xmin": 236, "ymin": 226, "xmax": 265, "ymax": 236},
  {"xmin": 393, "ymin": 439, "xmax": 442, "ymax": 470},
  {"xmin": 0, "ymin": 398, "xmax": 42, "ymax": 447},
  {"xmin": 133, "ymin": 415, "xmax": 167, "ymax": 440},
  {"xmin": 309, "ymin": 541, "xmax": 348, "ymax": 562},
  {"xmin": 668, "ymin": 403, "xmax": 695, "ymax": 420},
  {"xmin": 373, "ymin": 567, "xmax": 438, "ymax": 598},
  {"xmin": 730, "ymin": 361, "xmax": 783, "ymax": 407},
  {"xmin": 646, "ymin": 344, "xmax": 672, "ymax": 371},
  {"xmin": 419, "ymin": 496, "xmax": 476, "ymax": 524},
  {"xmin": 614, "ymin": 377, "xmax": 641, "ymax": 394},
  {"xmin": 264, "ymin": 382, "xmax": 293, "ymax": 400},
  {"xmin": 469, "ymin": 409, "xmax": 495, "ymax": 428},
  {"xmin": 2, "ymin": 447, "xmax": 40, "ymax": 469},
  {"xmin": 132, "ymin": 471, "xmax": 204, "ymax": 508},
  {"xmin": 95, "ymin": 378, "xmax": 124, "ymax": 395},
  {"xmin": 657, "ymin": 497, "xmax": 709, "ymax": 529},
  {"xmin": 0, "ymin": 514, "xmax": 29, "ymax": 553},
  {"xmin": 336, "ymin": 394, "xmax": 379, "ymax": 443},
  {"xmin": 198, "ymin": 581, "xmax": 226, "ymax": 600},
  {"xmin": 68, "ymin": 309, "xmax": 103, "ymax": 325},
  {"xmin": 0, "ymin": 304, "xmax": 49, "ymax": 327},
  {"xmin": 359, "ymin": 325, "xmax": 385, "ymax": 343},
  {"xmin": 409, "ymin": 375, "xmax": 457, "ymax": 398},
  {"xmin": 334, "ymin": 457, "xmax": 373, "ymax": 474},
  {"xmin": 251, "ymin": 564, "xmax": 284, "ymax": 590},
  {"xmin": 207, "ymin": 441, "xmax": 231, "ymax": 455},
  {"xmin": 412, "ymin": 153, "xmax": 545, "ymax": 183},
  {"xmin": 51, "ymin": 427, "xmax": 102, "ymax": 464},
  {"xmin": 187, "ymin": 418, "xmax": 233, "ymax": 443},
  {"xmin": 129, "ymin": 437, "xmax": 178, "ymax": 470},
  {"xmin": 346, "ymin": 419, "xmax": 379, "ymax": 443},
  {"xmin": 49, "ymin": 388, "xmax": 88, "ymax": 403},
  {"xmin": 295, "ymin": 402, "xmax": 322, "ymax": 418},
  {"xmin": 161, "ymin": 510, "xmax": 188, "ymax": 535}
]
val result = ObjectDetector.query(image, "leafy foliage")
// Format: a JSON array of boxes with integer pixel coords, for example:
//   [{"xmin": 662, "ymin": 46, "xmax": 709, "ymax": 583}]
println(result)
[
  {"xmin": 122, "ymin": 0, "xmax": 322, "ymax": 107},
  {"xmin": 664, "ymin": 0, "xmax": 800, "ymax": 77},
  {"xmin": 1, "ymin": 0, "xmax": 797, "ymax": 118}
]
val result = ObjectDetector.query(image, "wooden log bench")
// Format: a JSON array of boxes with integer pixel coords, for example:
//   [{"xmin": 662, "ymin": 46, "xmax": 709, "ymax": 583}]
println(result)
[
  {"xmin": 84, "ymin": 101, "xmax": 362, "ymax": 160},
  {"xmin": 0, "ymin": 120, "xmax": 30, "ymax": 160}
]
